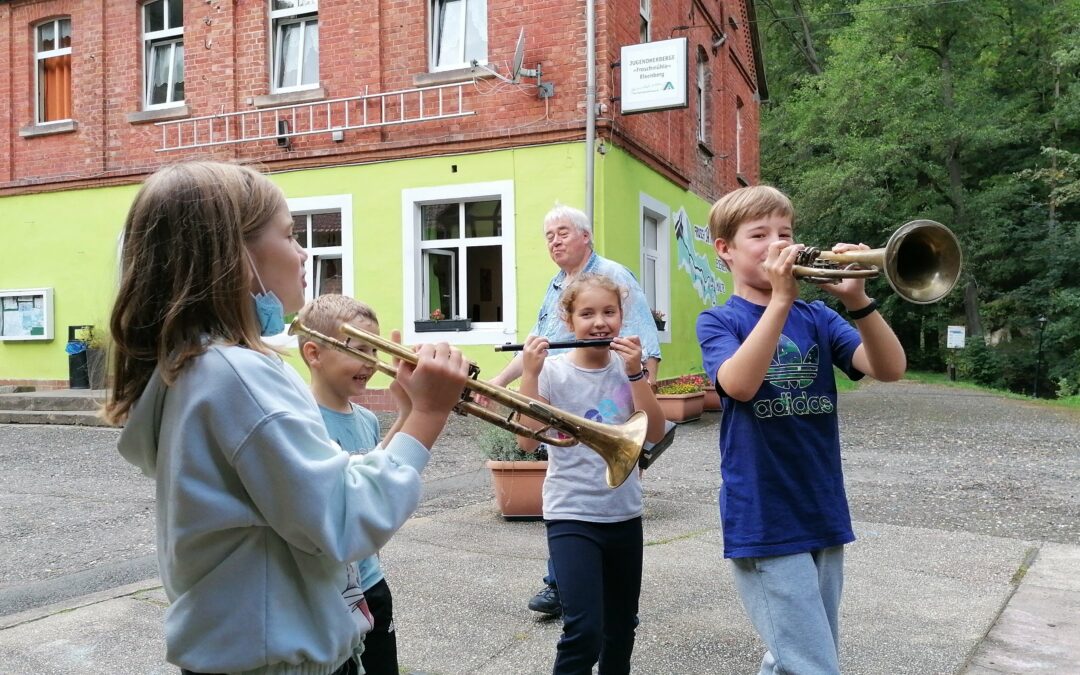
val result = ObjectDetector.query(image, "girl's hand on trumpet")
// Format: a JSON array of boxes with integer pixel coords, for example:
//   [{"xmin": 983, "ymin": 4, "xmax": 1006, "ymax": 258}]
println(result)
[
  {"xmin": 382, "ymin": 329, "xmax": 414, "ymax": 445},
  {"xmin": 395, "ymin": 341, "xmax": 470, "ymax": 449}
]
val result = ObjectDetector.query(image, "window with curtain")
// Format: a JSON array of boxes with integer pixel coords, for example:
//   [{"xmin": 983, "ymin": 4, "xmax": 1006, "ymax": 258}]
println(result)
[
  {"xmin": 640, "ymin": 194, "xmax": 670, "ymax": 338},
  {"xmin": 292, "ymin": 210, "xmax": 343, "ymax": 297},
  {"xmin": 418, "ymin": 199, "xmax": 503, "ymax": 321},
  {"xmin": 271, "ymin": 0, "xmax": 319, "ymax": 92},
  {"xmin": 430, "ymin": 0, "xmax": 487, "ymax": 71},
  {"xmin": 143, "ymin": 0, "xmax": 184, "ymax": 108},
  {"xmin": 35, "ymin": 18, "xmax": 72, "ymax": 123}
]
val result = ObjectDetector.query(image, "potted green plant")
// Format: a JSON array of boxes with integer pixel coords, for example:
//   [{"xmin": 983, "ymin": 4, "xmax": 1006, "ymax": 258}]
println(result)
[
  {"xmin": 655, "ymin": 374, "xmax": 706, "ymax": 423},
  {"xmin": 479, "ymin": 425, "xmax": 548, "ymax": 520},
  {"xmin": 651, "ymin": 308, "xmax": 667, "ymax": 331},
  {"xmin": 415, "ymin": 307, "xmax": 473, "ymax": 333}
]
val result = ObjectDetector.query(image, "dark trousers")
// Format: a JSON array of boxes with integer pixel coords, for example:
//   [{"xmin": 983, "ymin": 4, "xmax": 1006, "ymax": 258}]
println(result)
[
  {"xmin": 547, "ymin": 517, "xmax": 643, "ymax": 675},
  {"xmin": 360, "ymin": 578, "xmax": 399, "ymax": 675}
]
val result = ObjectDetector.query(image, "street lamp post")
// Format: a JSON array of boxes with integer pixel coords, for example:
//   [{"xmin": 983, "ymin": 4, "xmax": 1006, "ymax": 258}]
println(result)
[{"xmin": 1034, "ymin": 315, "xmax": 1048, "ymax": 398}]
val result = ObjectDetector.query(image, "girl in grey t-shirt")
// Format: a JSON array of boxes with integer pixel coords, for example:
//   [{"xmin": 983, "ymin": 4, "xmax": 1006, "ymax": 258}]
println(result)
[{"xmin": 516, "ymin": 273, "xmax": 667, "ymax": 674}]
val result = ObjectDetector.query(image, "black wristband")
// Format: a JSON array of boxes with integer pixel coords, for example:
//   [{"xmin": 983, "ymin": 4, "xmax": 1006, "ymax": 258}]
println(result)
[
  {"xmin": 847, "ymin": 299, "xmax": 878, "ymax": 320},
  {"xmin": 627, "ymin": 367, "xmax": 648, "ymax": 382}
]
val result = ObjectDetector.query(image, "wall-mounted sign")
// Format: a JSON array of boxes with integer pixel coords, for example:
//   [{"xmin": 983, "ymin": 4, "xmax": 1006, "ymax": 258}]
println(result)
[
  {"xmin": 947, "ymin": 325, "xmax": 966, "ymax": 349},
  {"xmin": 0, "ymin": 288, "xmax": 54, "ymax": 341},
  {"xmin": 620, "ymin": 37, "xmax": 688, "ymax": 114}
]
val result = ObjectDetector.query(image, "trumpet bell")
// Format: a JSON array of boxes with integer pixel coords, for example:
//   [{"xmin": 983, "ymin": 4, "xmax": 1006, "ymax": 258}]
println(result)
[
  {"xmin": 571, "ymin": 410, "xmax": 650, "ymax": 488},
  {"xmin": 883, "ymin": 220, "xmax": 963, "ymax": 304}
]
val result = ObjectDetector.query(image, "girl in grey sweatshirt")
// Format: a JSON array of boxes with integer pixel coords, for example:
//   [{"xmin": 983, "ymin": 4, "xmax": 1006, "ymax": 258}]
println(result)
[{"xmin": 107, "ymin": 162, "xmax": 470, "ymax": 675}]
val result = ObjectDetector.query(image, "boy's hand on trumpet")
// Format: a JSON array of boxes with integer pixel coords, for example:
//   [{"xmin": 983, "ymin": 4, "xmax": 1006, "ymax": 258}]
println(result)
[{"xmin": 821, "ymin": 242, "xmax": 872, "ymax": 308}]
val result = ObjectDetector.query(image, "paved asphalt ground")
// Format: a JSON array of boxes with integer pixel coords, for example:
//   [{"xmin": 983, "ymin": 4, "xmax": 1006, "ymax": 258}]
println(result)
[{"xmin": 0, "ymin": 380, "xmax": 1077, "ymax": 673}]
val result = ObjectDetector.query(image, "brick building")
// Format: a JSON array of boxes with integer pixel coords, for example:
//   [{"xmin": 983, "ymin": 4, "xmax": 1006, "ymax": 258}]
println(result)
[{"xmin": 0, "ymin": 0, "xmax": 765, "ymax": 395}]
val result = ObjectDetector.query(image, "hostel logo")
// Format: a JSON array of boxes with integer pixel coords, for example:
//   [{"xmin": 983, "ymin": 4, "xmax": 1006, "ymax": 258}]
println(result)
[
  {"xmin": 663, "ymin": 82, "xmax": 675, "ymax": 90},
  {"xmin": 753, "ymin": 335, "xmax": 833, "ymax": 419}
]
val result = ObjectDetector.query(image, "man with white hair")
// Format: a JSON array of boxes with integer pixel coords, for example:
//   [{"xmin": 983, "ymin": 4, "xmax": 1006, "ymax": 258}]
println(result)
[{"xmin": 489, "ymin": 204, "xmax": 662, "ymax": 616}]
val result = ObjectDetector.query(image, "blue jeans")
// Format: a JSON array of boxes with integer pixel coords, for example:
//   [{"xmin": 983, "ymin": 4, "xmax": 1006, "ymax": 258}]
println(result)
[
  {"xmin": 547, "ymin": 518, "xmax": 642, "ymax": 675},
  {"xmin": 730, "ymin": 546, "xmax": 845, "ymax": 675}
]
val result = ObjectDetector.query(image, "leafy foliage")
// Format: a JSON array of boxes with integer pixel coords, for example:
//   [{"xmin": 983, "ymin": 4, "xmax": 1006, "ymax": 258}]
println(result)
[{"xmin": 756, "ymin": 0, "xmax": 1080, "ymax": 397}]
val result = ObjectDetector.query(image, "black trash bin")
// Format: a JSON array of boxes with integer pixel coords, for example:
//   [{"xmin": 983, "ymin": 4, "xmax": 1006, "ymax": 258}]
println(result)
[{"xmin": 66, "ymin": 325, "xmax": 93, "ymax": 389}]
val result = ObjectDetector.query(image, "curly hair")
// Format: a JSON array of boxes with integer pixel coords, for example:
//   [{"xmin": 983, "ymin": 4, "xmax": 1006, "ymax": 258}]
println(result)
[{"xmin": 557, "ymin": 273, "xmax": 627, "ymax": 325}]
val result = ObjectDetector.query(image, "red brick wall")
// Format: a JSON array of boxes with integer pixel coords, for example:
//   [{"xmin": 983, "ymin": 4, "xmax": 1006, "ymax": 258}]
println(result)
[
  {"xmin": 603, "ymin": 0, "xmax": 762, "ymax": 200},
  {"xmin": 0, "ymin": 0, "xmax": 762, "ymax": 200}
]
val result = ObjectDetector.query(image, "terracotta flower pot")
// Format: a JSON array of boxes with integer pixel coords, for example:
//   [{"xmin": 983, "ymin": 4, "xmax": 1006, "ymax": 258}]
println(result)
[
  {"xmin": 656, "ymin": 391, "xmax": 705, "ymax": 423},
  {"xmin": 486, "ymin": 460, "xmax": 547, "ymax": 520},
  {"xmin": 703, "ymin": 388, "xmax": 722, "ymax": 412}
]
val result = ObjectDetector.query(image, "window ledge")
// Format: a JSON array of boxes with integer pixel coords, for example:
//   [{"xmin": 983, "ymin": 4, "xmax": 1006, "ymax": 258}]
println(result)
[
  {"xmin": 403, "ymin": 326, "xmax": 513, "ymax": 346},
  {"xmin": 413, "ymin": 66, "xmax": 495, "ymax": 87},
  {"xmin": 19, "ymin": 120, "xmax": 77, "ymax": 138},
  {"xmin": 697, "ymin": 140, "xmax": 715, "ymax": 157},
  {"xmin": 127, "ymin": 105, "xmax": 191, "ymax": 125},
  {"xmin": 252, "ymin": 87, "xmax": 327, "ymax": 109}
]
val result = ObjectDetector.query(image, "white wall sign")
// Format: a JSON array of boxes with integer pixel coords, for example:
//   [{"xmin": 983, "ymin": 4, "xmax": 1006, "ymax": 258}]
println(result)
[
  {"xmin": 620, "ymin": 37, "xmax": 688, "ymax": 114},
  {"xmin": 0, "ymin": 288, "xmax": 54, "ymax": 341},
  {"xmin": 947, "ymin": 325, "xmax": 966, "ymax": 349}
]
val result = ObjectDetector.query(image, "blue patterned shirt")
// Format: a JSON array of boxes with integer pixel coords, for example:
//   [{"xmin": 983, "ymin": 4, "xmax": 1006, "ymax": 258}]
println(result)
[{"xmin": 529, "ymin": 251, "xmax": 661, "ymax": 360}]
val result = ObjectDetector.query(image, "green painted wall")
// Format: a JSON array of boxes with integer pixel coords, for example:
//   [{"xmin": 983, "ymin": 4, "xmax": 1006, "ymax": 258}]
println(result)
[
  {"xmin": 0, "ymin": 185, "xmax": 139, "ymax": 380},
  {"xmin": 596, "ymin": 145, "xmax": 732, "ymax": 378},
  {"xmin": 0, "ymin": 142, "xmax": 725, "ymax": 385}
]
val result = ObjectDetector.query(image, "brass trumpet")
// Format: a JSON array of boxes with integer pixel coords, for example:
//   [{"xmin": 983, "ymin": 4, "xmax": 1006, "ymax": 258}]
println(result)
[
  {"xmin": 792, "ymin": 220, "xmax": 962, "ymax": 304},
  {"xmin": 288, "ymin": 320, "xmax": 647, "ymax": 488}
]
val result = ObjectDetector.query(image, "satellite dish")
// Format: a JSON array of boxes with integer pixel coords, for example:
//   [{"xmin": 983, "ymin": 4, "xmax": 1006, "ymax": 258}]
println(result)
[{"xmin": 511, "ymin": 28, "xmax": 525, "ymax": 82}]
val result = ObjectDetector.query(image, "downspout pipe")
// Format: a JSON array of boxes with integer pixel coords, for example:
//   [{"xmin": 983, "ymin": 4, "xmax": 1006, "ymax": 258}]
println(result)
[{"xmin": 585, "ymin": 0, "xmax": 596, "ymax": 224}]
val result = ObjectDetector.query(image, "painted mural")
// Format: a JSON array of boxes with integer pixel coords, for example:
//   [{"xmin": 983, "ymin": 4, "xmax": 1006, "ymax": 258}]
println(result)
[{"xmin": 673, "ymin": 207, "xmax": 725, "ymax": 306}]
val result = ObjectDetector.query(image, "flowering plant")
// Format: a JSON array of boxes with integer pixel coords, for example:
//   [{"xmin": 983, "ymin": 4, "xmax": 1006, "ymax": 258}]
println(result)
[
  {"xmin": 651, "ymin": 308, "xmax": 666, "ymax": 322},
  {"xmin": 674, "ymin": 374, "xmax": 707, "ymax": 390},
  {"xmin": 430, "ymin": 308, "xmax": 444, "ymax": 321},
  {"xmin": 657, "ymin": 374, "xmax": 708, "ymax": 395}
]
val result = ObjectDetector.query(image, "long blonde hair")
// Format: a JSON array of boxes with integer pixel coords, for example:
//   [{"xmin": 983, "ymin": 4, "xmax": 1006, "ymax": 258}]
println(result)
[{"xmin": 104, "ymin": 161, "xmax": 285, "ymax": 424}]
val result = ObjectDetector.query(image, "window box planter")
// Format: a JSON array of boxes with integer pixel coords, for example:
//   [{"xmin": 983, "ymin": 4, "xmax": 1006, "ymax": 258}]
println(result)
[
  {"xmin": 656, "ymin": 391, "xmax": 705, "ymax": 423},
  {"xmin": 414, "ymin": 318, "xmax": 472, "ymax": 333},
  {"xmin": 654, "ymin": 319, "xmax": 667, "ymax": 331},
  {"xmin": 486, "ymin": 460, "xmax": 547, "ymax": 520}
]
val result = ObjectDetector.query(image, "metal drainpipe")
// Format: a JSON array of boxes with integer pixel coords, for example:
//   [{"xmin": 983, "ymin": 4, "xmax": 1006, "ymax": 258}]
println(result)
[{"xmin": 585, "ymin": 0, "xmax": 596, "ymax": 225}]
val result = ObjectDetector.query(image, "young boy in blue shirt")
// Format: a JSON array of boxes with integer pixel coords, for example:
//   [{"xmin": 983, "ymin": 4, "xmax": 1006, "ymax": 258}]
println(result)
[
  {"xmin": 298, "ymin": 294, "xmax": 411, "ymax": 675},
  {"xmin": 697, "ymin": 186, "xmax": 906, "ymax": 674}
]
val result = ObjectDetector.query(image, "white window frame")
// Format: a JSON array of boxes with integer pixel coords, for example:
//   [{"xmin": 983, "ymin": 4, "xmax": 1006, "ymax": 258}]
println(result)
[
  {"xmin": 142, "ymin": 0, "xmax": 184, "ymax": 109},
  {"xmin": 696, "ymin": 49, "xmax": 709, "ymax": 144},
  {"xmin": 270, "ymin": 0, "xmax": 319, "ymax": 93},
  {"xmin": 639, "ymin": 0, "xmax": 651, "ymax": 43},
  {"xmin": 402, "ymin": 180, "xmax": 516, "ymax": 345},
  {"xmin": 263, "ymin": 194, "xmax": 353, "ymax": 348},
  {"xmin": 34, "ymin": 18, "xmax": 72, "ymax": 124},
  {"xmin": 640, "ymin": 193, "xmax": 671, "ymax": 343},
  {"xmin": 736, "ymin": 98, "xmax": 744, "ymax": 174},
  {"xmin": 429, "ymin": 0, "xmax": 488, "ymax": 72}
]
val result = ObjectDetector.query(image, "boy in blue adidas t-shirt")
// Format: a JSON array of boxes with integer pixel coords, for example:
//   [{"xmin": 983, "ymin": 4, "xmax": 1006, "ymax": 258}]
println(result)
[
  {"xmin": 697, "ymin": 186, "xmax": 906, "ymax": 674},
  {"xmin": 299, "ymin": 294, "xmax": 412, "ymax": 675}
]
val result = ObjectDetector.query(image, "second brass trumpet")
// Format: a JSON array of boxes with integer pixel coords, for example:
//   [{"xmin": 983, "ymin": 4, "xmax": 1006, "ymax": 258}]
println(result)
[{"xmin": 288, "ymin": 320, "xmax": 647, "ymax": 488}]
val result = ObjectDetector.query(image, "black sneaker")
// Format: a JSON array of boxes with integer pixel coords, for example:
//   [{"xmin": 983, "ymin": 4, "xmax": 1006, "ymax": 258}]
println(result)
[{"xmin": 527, "ymin": 585, "xmax": 561, "ymax": 616}]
